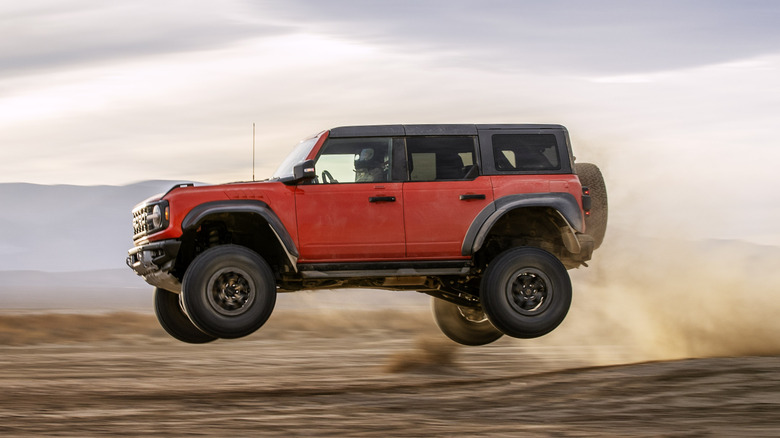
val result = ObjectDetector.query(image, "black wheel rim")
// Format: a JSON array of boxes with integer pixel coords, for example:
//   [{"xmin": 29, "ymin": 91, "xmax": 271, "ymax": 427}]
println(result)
[
  {"xmin": 206, "ymin": 267, "xmax": 255, "ymax": 316},
  {"xmin": 505, "ymin": 267, "xmax": 553, "ymax": 316}
]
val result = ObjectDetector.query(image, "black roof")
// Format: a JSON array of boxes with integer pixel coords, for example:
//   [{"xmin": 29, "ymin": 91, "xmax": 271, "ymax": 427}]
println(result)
[{"xmin": 328, "ymin": 124, "xmax": 565, "ymax": 138}]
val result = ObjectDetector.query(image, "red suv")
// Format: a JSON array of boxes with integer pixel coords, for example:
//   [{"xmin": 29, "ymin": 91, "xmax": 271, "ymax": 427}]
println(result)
[{"xmin": 127, "ymin": 124, "xmax": 607, "ymax": 346}]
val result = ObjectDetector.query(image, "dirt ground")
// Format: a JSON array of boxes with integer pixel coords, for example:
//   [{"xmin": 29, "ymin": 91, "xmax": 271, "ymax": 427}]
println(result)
[{"xmin": 1, "ymin": 310, "xmax": 779, "ymax": 437}]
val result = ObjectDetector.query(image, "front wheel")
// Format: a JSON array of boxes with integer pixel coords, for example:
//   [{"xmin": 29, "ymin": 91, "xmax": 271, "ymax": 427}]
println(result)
[
  {"xmin": 181, "ymin": 245, "xmax": 277, "ymax": 339},
  {"xmin": 431, "ymin": 298, "xmax": 503, "ymax": 346},
  {"xmin": 154, "ymin": 287, "xmax": 217, "ymax": 344},
  {"xmin": 480, "ymin": 247, "xmax": 572, "ymax": 339}
]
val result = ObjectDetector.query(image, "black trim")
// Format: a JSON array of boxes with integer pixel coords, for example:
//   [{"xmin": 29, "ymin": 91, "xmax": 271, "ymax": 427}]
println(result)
[
  {"xmin": 328, "ymin": 124, "xmax": 565, "ymax": 139},
  {"xmin": 299, "ymin": 260, "xmax": 468, "ymax": 271},
  {"xmin": 475, "ymin": 124, "xmax": 564, "ymax": 130},
  {"xmin": 369, "ymin": 196, "xmax": 396, "ymax": 203},
  {"xmin": 459, "ymin": 194, "xmax": 486, "ymax": 201},
  {"xmin": 461, "ymin": 193, "xmax": 584, "ymax": 255},
  {"xmin": 163, "ymin": 183, "xmax": 195, "ymax": 198},
  {"xmin": 126, "ymin": 240, "xmax": 182, "ymax": 276},
  {"xmin": 329, "ymin": 125, "xmax": 405, "ymax": 137},
  {"xmin": 581, "ymin": 191, "xmax": 592, "ymax": 211},
  {"xmin": 298, "ymin": 260, "xmax": 471, "ymax": 278},
  {"xmin": 181, "ymin": 200, "xmax": 299, "ymax": 258},
  {"xmin": 391, "ymin": 137, "xmax": 407, "ymax": 181},
  {"xmin": 404, "ymin": 124, "xmax": 477, "ymax": 136}
]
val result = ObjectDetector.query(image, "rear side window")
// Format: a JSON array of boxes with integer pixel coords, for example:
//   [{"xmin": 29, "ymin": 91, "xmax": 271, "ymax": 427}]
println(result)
[
  {"xmin": 492, "ymin": 134, "xmax": 561, "ymax": 171},
  {"xmin": 406, "ymin": 136, "xmax": 477, "ymax": 181}
]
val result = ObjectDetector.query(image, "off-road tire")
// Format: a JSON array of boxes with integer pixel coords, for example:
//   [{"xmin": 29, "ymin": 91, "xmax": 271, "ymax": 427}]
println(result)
[
  {"xmin": 181, "ymin": 245, "xmax": 276, "ymax": 339},
  {"xmin": 575, "ymin": 162, "xmax": 608, "ymax": 249},
  {"xmin": 432, "ymin": 298, "xmax": 504, "ymax": 346},
  {"xmin": 481, "ymin": 247, "xmax": 572, "ymax": 339},
  {"xmin": 154, "ymin": 287, "xmax": 218, "ymax": 344}
]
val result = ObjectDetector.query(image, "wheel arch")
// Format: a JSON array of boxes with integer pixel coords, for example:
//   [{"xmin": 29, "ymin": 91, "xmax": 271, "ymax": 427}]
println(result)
[
  {"xmin": 178, "ymin": 200, "xmax": 299, "ymax": 274},
  {"xmin": 461, "ymin": 193, "xmax": 584, "ymax": 257}
]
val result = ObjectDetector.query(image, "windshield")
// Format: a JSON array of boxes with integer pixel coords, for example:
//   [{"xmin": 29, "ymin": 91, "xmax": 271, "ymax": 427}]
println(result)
[{"xmin": 271, "ymin": 132, "xmax": 323, "ymax": 180}]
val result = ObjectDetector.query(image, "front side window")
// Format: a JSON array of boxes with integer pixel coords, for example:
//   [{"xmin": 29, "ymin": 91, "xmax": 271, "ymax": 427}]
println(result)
[
  {"xmin": 492, "ymin": 134, "xmax": 561, "ymax": 171},
  {"xmin": 406, "ymin": 136, "xmax": 477, "ymax": 181},
  {"xmin": 313, "ymin": 137, "xmax": 392, "ymax": 183}
]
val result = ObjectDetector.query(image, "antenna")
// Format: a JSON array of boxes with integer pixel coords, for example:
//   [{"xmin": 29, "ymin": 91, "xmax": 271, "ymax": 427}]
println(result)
[{"xmin": 252, "ymin": 122, "xmax": 256, "ymax": 181}]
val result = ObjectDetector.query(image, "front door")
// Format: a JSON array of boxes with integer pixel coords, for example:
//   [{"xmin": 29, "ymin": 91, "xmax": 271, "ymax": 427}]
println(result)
[{"xmin": 295, "ymin": 136, "xmax": 405, "ymax": 262}]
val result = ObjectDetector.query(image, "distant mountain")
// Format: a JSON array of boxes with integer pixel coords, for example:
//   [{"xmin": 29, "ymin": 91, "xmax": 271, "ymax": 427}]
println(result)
[
  {"xmin": 0, "ymin": 269, "xmax": 150, "ymax": 310},
  {"xmin": 0, "ymin": 180, "xmax": 195, "ymax": 272}
]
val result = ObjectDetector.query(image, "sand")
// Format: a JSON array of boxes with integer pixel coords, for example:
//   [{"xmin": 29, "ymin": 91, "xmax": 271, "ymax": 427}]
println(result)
[{"xmin": 1, "ymin": 310, "xmax": 779, "ymax": 437}]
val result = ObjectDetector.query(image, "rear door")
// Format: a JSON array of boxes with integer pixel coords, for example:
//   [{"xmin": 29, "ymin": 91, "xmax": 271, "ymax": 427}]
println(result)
[
  {"xmin": 402, "ymin": 135, "xmax": 494, "ymax": 258},
  {"xmin": 295, "ymin": 137, "xmax": 406, "ymax": 262}
]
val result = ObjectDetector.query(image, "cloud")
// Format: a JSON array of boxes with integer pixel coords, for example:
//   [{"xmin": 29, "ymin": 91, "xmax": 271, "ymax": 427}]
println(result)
[
  {"xmin": 5, "ymin": 1, "xmax": 780, "ymax": 81},
  {"xmin": 1, "ymin": 0, "xmax": 779, "ymax": 247},
  {"xmin": 262, "ymin": 0, "xmax": 780, "ymax": 74},
  {"xmin": 0, "ymin": 0, "xmax": 290, "ymax": 77}
]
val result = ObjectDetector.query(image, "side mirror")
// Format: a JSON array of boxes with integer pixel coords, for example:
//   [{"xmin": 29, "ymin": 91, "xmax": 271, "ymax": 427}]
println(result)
[{"xmin": 293, "ymin": 159, "xmax": 316, "ymax": 181}]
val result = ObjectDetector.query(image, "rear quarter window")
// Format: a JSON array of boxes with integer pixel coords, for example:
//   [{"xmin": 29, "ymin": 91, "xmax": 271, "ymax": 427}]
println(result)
[{"xmin": 492, "ymin": 134, "xmax": 561, "ymax": 171}]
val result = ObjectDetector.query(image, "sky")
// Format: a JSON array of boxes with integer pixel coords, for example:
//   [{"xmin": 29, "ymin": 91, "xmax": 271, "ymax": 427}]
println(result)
[{"xmin": 1, "ymin": 0, "xmax": 780, "ymax": 245}]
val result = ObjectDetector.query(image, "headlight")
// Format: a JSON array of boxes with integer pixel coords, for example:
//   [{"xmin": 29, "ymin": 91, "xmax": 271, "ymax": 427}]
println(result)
[
  {"xmin": 150, "ymin": 204, "xmax": 163, "ymax": 229},
  {"xmin": 133, "ymin": 200, "xmax": 169, "ymax": 239}
]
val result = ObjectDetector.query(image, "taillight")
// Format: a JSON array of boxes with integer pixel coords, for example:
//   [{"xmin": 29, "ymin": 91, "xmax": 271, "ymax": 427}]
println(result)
[{"xmin": 581, "ymin": 186, "xmax": 592, "ymax": 216}]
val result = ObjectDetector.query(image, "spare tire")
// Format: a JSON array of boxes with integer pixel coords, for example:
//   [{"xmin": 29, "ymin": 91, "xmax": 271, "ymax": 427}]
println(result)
[{"xmin": 575, "ymin": 162, "xmax": 608, "ymax": 249}]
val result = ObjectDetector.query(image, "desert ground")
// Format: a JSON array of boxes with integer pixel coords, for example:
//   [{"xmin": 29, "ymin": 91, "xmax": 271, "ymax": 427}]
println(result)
[
  {"xmin": 2, "ymin": 238, "xmax": 780, "ymax": 436},
  {"xmin": 1, "ymin": 307, "xmax": 780, "ymax": 437}
]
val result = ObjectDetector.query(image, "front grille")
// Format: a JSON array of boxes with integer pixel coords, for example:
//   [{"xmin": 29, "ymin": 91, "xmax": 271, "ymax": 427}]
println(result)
[
  {"xmin": 132, "ymin": 205, "xmax": 153, "ymax": 239},
  {"xmin": 132, "ymin": 200, "xmax": 170, "ymax": 240}
]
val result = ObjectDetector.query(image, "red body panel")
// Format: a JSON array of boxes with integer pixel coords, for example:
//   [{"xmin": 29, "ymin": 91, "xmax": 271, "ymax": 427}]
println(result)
[
  {"xmin": 295, "ymin": 183, "xmax": 405, "ymax": 262},
  {"xmin": 143, "ymin": 182, "xmax": 299, "ymax": 245},
  {"xmin": 490, "ymin": 174, "xmax": 585, "ymax": 230},
  {"xmin": 143, "ymin": 174, "xmax": 585, "ymax": 261},
  {"xmin": 403, "ymin": 177, "xmax": 493, "ymax": 258}
]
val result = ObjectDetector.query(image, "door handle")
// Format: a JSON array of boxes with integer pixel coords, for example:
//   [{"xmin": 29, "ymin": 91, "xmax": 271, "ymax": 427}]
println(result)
[
  {"xmin": 459, "ymin": 194, "xmax": 486, "ymax": 201},
  {"xmin": 369, "ymin": 196, "xmax": 396, "ymax": 203}
]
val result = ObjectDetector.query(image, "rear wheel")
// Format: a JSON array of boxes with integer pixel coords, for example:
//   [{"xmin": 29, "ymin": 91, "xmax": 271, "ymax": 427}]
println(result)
[
  {"xmin": 181, "ymin": 245, "xmax": 277, "ymax": 339},
  {"xmin": 154, "ymin": 287, "xmax": 217, "ymax": 344},
  {"xmin": 481, "ymin": 247, "xmax": 571, "ymax": 339},
  {"xmin": 575, "ymin": 162, "xmax": 608, "ymax": 249},
  {"xmin": 432, "ymin": 297, "xmax": 503, "ymax": 346}
]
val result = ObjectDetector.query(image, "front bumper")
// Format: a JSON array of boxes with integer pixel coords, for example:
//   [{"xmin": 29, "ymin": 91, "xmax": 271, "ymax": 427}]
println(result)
[{"xmin": 126, "ymin": 240, "xmax": 182, "ymax": 292}]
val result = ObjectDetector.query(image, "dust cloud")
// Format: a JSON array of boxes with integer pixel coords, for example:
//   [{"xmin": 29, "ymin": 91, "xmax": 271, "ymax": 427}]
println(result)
[
  {"xmin": 384, "ymin": 336, "xmax": 459, "ymax": 373},
  {"xmin": 552, "ymin": 232, "xmax": 780, "ymax": 362}
]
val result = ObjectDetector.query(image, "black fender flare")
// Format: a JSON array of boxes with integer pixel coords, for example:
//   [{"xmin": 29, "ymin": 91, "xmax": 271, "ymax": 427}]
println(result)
[
  {"xmin": 181, "ymin": 200, "xmax": 299, "ymax": 266},
  {"xmin": 461, "ymin": 193, "xmax": 584, "ymax": 256}
]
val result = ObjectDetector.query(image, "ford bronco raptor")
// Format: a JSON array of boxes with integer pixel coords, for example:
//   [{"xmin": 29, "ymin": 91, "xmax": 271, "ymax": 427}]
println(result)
[{"xmin": 127, "ymin": 124, "xmax": 607, "ymax": 346}]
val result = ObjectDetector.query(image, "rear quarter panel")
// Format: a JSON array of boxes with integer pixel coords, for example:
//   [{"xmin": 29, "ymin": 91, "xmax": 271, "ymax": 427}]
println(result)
[{"xmin": 490, "ymin": 174, "xmax": 585, "ymax": 230}]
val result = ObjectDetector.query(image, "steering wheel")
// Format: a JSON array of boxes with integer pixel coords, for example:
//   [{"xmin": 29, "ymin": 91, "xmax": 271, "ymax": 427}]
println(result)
[{"xmin": 321, "ymin": 170, "xmax": 337, "ymax": 184}]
